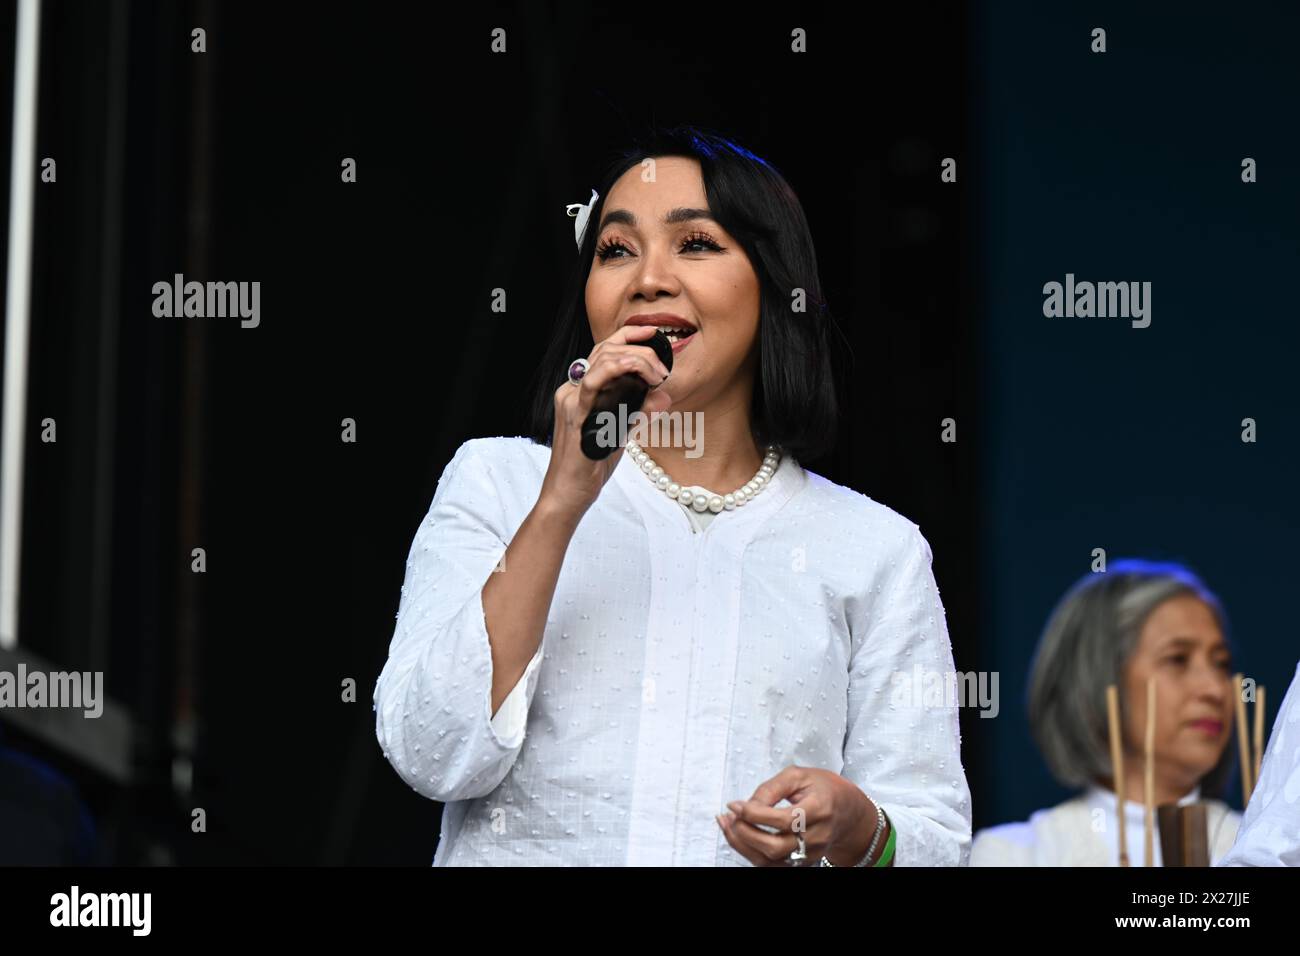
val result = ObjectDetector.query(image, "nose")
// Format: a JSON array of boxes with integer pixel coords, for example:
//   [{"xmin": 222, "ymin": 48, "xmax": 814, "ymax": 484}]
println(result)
[
  {"xmin": 1190, "ymin": 659, "xmax": 1229, "ymax": 709},
  {"xmin": 627, "ymin": 239, "xmax": 682, "ymax": 302}
]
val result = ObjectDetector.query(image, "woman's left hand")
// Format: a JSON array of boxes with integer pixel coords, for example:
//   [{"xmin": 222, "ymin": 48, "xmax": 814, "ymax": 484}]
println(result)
[{"xmin": 717, "ymin": 764, "xmax": 879, "ymax": 866}]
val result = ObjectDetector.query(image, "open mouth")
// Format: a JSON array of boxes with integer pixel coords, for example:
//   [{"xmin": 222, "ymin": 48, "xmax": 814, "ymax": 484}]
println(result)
[
  {"xmin": 655, "ymin": 325, "xmax": 695, "ymax": 342},
  {"xmin": 653, "ymin": 325, "xmax": 697, "ymax": 352}
]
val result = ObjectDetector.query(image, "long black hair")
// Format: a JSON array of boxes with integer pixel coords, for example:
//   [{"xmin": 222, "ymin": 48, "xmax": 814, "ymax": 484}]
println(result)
[{"xmin": 525, "ymin": 125, "xmax": 844, "ymax": 464}]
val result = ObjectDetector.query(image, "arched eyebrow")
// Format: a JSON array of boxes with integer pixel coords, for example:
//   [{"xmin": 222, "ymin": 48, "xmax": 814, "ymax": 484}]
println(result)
[
  {"xmin": 597, "ymin": 207, "xmax": 715, "ymax": 233},
  {"xmin": 1160, "ymin": 636, "xmax": 1231, "ymax": 655}
]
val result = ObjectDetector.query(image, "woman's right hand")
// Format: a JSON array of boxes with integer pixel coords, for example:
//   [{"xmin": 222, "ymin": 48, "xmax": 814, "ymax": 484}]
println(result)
[{"xmin": 538, "ymin": 323, "xmax": 673, "ymax": 524}]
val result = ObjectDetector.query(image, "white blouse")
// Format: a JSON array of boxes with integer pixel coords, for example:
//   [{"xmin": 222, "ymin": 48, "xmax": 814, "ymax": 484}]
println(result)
[
  {"xmin": 372, "ymin": 436, "xmax": 972, "ymax": 866},
  {"xmin": 490, "ymin": 484, "xmax": 724, "ymax": 741},
  {"xmin": 970, "ymin": 785, "xmax": 1240, "ymax": 866},
  {"xmin": 1218, "ymin": 660, "xmax": 1300, "ymax": 866}
]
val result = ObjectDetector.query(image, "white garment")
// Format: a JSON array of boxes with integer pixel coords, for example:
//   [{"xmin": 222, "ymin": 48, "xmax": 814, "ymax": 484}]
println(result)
[
  {"xmin": 373, "ymin": 436, "xmax": 972, "ymax": 866},
  {"xmin": 1218, "ymin": 660, "xmax": 1300, "ymax": 866},
  {"xmin": 970, "ymin": 784, "xmax": 1240, "ymax": 866},
  {"xmin": 490, "ymin": 484, "xmax": 721, "ymax": 740}
]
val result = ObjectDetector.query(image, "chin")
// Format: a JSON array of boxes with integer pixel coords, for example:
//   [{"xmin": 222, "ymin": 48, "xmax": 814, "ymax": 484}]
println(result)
[{"xmin": 1174, "ymin": 752, "xmax": 1223, "ymax": 781}]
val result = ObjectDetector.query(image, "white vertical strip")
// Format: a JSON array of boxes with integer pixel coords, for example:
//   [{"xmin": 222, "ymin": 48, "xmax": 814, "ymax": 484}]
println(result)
[{"xmin": 0, "ymin": 0, "xmax": 43, "ymax": 650}]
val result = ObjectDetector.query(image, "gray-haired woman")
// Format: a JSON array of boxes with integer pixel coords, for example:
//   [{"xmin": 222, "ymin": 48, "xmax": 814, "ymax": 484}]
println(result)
[{"xmin": 972, "ymin": 560, "xmax": 1242, "ymax": 866}]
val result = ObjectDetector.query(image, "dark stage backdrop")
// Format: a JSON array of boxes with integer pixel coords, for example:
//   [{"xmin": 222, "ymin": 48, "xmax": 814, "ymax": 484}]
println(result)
[
  {"xmin": 10, "ymin": 0, "xmax": 1296, "ymax": 870},
  {"xmin": 971, "ymin": 2, "xmax": 1300, "ymax": 825},
  {"xmin": 11, "ymin": 0, "xmax": 1297, "ymax": 870},
  {"xmin": 6, "ymin": 2, "xmax": 974, "ymax": 863}
]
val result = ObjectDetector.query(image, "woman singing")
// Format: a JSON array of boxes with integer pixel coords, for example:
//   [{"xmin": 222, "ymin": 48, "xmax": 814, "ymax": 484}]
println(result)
[{"xmin": 373, "ymin": 126, "xmax": 971, "ymax": 866}]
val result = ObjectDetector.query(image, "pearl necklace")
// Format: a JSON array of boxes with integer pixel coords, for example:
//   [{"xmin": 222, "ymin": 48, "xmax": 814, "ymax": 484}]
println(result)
[{"xmin": 624, "ymin": 440, "xmax": 781, "ymax": 514}]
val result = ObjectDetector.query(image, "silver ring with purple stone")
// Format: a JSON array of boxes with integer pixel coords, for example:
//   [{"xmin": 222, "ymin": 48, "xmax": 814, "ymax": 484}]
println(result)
[{"xmin": 566, "ymin": 357, "xmax": 590, "ymax": 386}]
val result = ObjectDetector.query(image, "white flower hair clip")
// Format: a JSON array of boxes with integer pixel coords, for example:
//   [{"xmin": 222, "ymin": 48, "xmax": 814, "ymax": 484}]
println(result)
[{"xmin": 565, "ymin": 188, "xmax": 599, "ymax": 253}]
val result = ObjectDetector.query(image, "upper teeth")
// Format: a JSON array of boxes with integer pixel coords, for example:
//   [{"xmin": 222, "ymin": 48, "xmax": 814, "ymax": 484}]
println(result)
[{"xmin": 658, "ymin": 326, "xmax": 692, "ymax": 337}]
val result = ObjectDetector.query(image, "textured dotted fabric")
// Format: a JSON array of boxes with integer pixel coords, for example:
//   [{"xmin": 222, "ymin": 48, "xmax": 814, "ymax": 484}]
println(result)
[
  {"xmin": 491, "ymin": 481, "xmax": 717, "ymax": 740},
  {"xmin": 373, "ymin": 436, "xmax": 972, "ymax": 865},
  {"xmin": 1218, "ymin": 661, "xmax": 1300, "ymax": 866}
]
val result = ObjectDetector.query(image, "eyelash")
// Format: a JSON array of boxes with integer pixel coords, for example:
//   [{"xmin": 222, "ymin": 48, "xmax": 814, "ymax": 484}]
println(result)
[
  {"xmin": 1163, "ymin": 654, "xmax": 1233, "ymax": 672},
  {"xmin": 594, "ymin": 231, "xmax": 723, "ymax": 262}
]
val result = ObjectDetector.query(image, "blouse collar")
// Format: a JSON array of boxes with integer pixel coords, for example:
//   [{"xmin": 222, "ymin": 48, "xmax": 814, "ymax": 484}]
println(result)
[
  {"xmin": 612, "ymin": 442, "xmax": 802, "ymax": 534},
  {"xmin": 1082, "ymin": 781, "xmax": 1203, "ymax": 818}
]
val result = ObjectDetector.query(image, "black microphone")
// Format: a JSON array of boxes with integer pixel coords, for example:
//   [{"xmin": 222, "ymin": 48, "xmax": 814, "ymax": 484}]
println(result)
[{"xmin": 580, "ymin": 330, "xmax": 675, "ymax": 460}]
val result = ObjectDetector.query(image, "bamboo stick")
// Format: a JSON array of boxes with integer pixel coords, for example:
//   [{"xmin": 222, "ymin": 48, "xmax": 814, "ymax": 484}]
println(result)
[
  {"xmin": 1106, "ymin": 685, "xmax": 1129, "ymax": 866},
  {"xmin": 1144, "ymin": 677, "xmax": 1156, "ymax": 867},
  {"xmin": 1234, "ymin": 673, "xmax": 1252, "ymax": 803},
  {"xmin": 1252, "ymin": 685, "xmax": 1265, "ymax": 787}
]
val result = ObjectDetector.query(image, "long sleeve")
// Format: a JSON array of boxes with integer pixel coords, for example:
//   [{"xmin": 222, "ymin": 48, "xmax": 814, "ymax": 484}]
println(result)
[
  {"xmin": 1218, "ymin": 661, "xmax": 1300, "ymax": 866},
  {"xmin": 489, "ymin": 646, "xmax": 544, "ymax": 740},
  {"xmin": 373, "ymin": 439, "xmax": 546, "ymax": 803},
  {"xmin": 841, "ymin": 524, "xmax": 973, "ymax": 866}
]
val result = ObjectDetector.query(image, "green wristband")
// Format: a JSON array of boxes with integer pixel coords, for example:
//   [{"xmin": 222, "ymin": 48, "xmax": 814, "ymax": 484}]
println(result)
[{"xmin": 872, "ymin": 825, "xmax": 896, "ymax": 867}]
